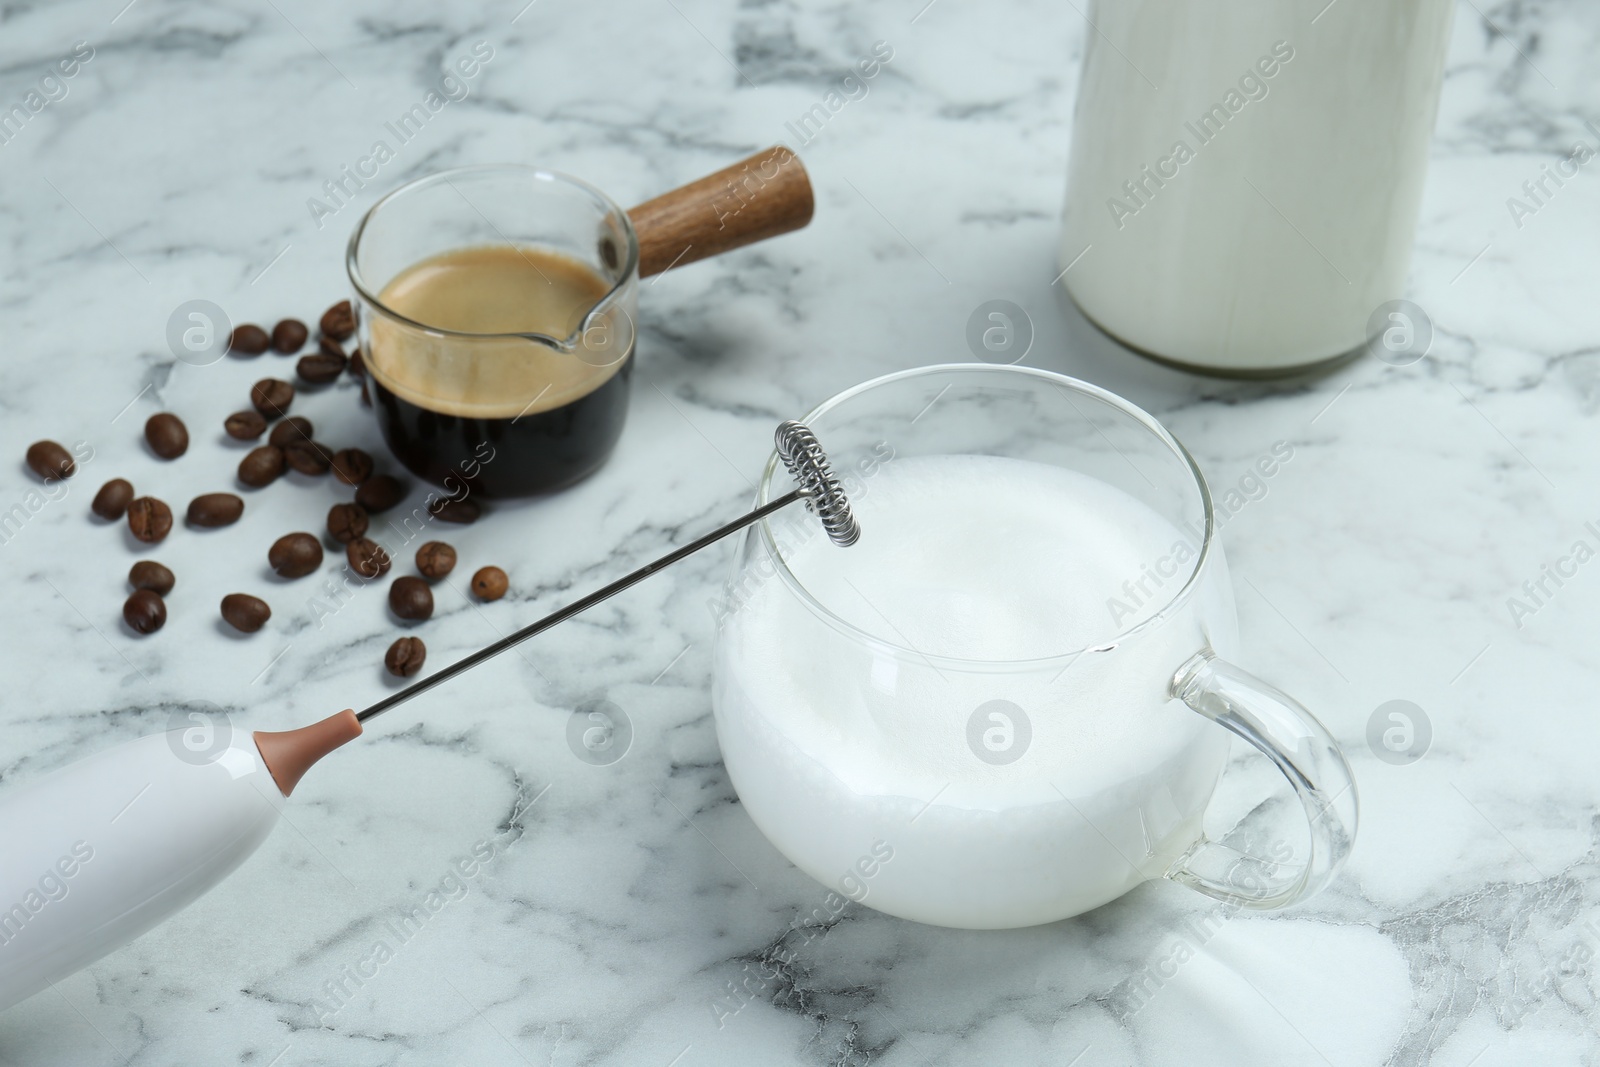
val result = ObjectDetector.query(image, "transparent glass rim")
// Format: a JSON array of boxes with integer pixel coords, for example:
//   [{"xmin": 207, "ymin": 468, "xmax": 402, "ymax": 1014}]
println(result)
[
  {"xmin": 344, "ymin": 163, "xmax": 640, "ymax": 348},
  {"xmin": 755, "ymin": 363, "xmax": 1218, "ymax": 672}
]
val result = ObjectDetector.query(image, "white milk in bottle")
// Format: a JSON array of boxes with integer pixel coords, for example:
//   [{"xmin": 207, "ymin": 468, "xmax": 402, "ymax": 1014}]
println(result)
[{"xmin": 1059, "ymin": 0, "xmax": 1454, "ymax": 374}]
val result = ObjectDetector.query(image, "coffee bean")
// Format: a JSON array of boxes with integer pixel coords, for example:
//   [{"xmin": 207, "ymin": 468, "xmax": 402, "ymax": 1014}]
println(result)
[
  {"xmin": 229, "ymin": 324, "xmax": 270, "ymax": 356},
  {"xmin": 267, "ymin": 416, "xmax": 313, "ymax": 448},
  {"xmin": 238, "ymin": 445, "xmax": 286, "ymax": 488},
  {"xmin": 430, "ymin": 496, "xmax": 480, "ymax": 524},
  {"xmin": 348, "ymin": 349, "xmax": 365, "ymax": 379},
  {"xmin": 225, "ymin": 410, "xmax": 267, "ymax": 441},
  {"xmin": 91, "ymin": 478, "xmax": 134, "ymax": 520},
  {"xmin": 25, "ymin": 440, "xmax": 74, "ymax": 481},
  {"xmin": 296, "ymin": 352, "xmax": 345, "ymax": 384},
  {"xmin": 187, "ymin": 492, "xmax": 244, "ymax": 528},
  {"xmin": 129, "ymin": 559, "xmax": 174, "ymax": 595},
  {"xmin": 250, "ymin": 378, "xmax": 295, "ymax": 419},
  {"xmin": 327, "ymin": 502, "xmax": 369, "ymax": 544},
  {"xmin": 220, "ymin": 593, "xmax": 271, "ymax": 633},
  {"xmin": 471, "ymin": 566, "xmax": 508, "ymax": 601},
  {"xmin": 127, "ymin": 497, "xmax": 173, "ymax": 543},
  {"xmin": 321, "ymin": 299, "xmax": 356, "ymax": 341},
  {"xmin": 330, "ymin": 448, "xmax": 373, "ymax": 486},
  {"xmin": 271, "ymin": 318, "xmax": 309, "ymax": 354},
  {"xmin": 385, "ymin": 636, "xmax": 425, "ymax": 677},
  {"xmin": 144, "ymin": 413, "xmax": 189, "ymax": 460},
  {"xmin": 284, "ymin": 440, "xmax": 333, "ymax": 476},
  {"xmin": 355, "ymin": 474, "xmax": 405, "ymax": 513},
  {"xmin": 319, "ymin": 335, "xmax": 345, "ymax": 359},
  {"xmin": 123, "ymin": 589, "xmax": 166, "ymax": 634},
  {"xmin": 415, "ymin": 541, "xmax": 456, "ymax": 580},
  {"xmin": 268, "ymin": 532, "xmax": 323, "ymax": 578},
  {"xmin": 347, "ymin": 537, "xmax": 391, "ymax": 578},
  {"xmin": 389, "ymin": 576, "xmax": 434, "ymax": 621}
]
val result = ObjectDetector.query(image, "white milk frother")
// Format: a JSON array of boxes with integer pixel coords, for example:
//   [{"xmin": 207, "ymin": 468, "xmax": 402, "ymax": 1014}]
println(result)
[{"xmin": 0, "ymin": 422, "xmax": 858, "ymax": 1012}]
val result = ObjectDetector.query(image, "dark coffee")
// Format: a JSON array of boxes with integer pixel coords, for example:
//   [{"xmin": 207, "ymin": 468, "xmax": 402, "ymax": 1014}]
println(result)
[
  {"xmin": 366, "ymin": 243, "xmax": 632, "ymax": 499},
  {"xmin": 368, "ymin": 359, "xmax": 630, "ymax": 497}
]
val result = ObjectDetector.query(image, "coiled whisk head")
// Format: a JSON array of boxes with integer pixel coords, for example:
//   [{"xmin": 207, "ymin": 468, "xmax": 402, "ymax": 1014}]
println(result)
[{"xmin": 775, "ymin": 420, "xmax": 860, "ymax": 547}]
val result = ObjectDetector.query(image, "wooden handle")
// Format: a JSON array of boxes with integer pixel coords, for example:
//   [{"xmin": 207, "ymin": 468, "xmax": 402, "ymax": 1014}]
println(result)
[{"xmin": 627, "ymin": 145, "xmax": 814, "ymax": 278}]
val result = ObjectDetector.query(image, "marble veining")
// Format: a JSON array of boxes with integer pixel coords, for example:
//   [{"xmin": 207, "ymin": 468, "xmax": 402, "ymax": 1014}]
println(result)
[{"xmin": 1, "ymin": 0, "xmax": 1598, "ymax": 1064}]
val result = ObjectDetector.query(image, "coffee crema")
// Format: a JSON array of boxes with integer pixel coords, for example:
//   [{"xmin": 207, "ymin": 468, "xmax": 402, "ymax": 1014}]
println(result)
[
  {"xmin": 365, "ymin": 243, "xmax": 635, "ymax": 498},
  {"xmin": 370, "ymin": 243, "xmax": 625, "ymax": 418}
]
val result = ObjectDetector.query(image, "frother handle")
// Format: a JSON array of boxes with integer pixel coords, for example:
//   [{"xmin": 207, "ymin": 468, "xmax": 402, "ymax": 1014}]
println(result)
[
  {"xmin": 0, "ymin": 729, "xmax": 286, "ymax": 1012},
  {"xmin": 628, "ymin": 145, "xmax": 814, "ymax": 277},
  {"xmin": 1166, "ymin": 651, "xmax": 1359, "ymax": 909}
]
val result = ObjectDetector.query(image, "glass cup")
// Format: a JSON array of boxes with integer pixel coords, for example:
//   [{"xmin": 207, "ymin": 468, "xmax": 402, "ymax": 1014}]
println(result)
[
  {"xmin": 346, "ymin": 165, "xmax": 638, "ymax": 498},
  {"xmin": 711, "ymin": 364, "xmax": 1357, "ymax": 929}
]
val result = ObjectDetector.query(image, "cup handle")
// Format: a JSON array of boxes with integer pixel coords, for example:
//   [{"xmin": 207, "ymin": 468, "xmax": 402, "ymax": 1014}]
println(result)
[{"xmin": 1165, "ymin": 650, "xmax": 1359, "ymax": 909}]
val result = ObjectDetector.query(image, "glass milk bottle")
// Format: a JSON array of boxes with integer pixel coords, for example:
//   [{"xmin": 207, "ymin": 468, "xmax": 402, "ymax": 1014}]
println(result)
[{"xmin": 1059, "ymin": 0, "xmax": 1454, "ymax": 376}]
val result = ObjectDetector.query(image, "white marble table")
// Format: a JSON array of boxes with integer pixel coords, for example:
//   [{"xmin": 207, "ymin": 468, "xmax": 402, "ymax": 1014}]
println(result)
[{"xmin": 0, "ymin": 0, "xmax": 1595, "ymax": 1064}]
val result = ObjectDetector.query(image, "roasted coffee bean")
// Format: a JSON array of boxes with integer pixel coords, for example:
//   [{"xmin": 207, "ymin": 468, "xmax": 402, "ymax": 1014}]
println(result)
[
  {"xmin": 284, "ymin": 440, "xmax": 333, "ymax": 476},
  {"xmin": 471, "ymin": 566, "xmax": 508, "ymax": 601},
  {"xmin": 187, "ymin": 492, "xmax": 244, "ymax": 528},
  {"xmin": 250, "ymin": 378, "xmax": 295, "ymax": 419},
  {"xmin": 296, "ymin": 352, "xmax": 345, "ymax": 384},
  {"xmin": 238, "ymin": 445, "xmax": 286, "ymax": 488},
  {"xmin": 267, "ymin": 416, "xmax": 313, "ymax": 448},
  {"xmin": 91, "ymin": 478, "xmax": 134, "ymax": 520},
  {"xmin": 355, "ymin": 474, "xmax": 405, "ymax": 513},
  {"xmin": 330, "ymin": 448, "xmax": 373, "ymax": 486},
  {"xmin": 220, "ymin": 593, "xmax": 271, "ymax": 633},
  {"xmin": 127, "ymin": 497, "xmax": 173, "ymax": 543},
  {"xmin": 318, "ymin": 335, "xmax": 345, "ymax": 359},
  {"xmin": 268, "ymin": 532, "xmax": 323, "ymax": 578},
  {"xmin": 225, "ymin": 410, "xmax": 267, "ymax": 441},
  {"xmin": 228, "ymin": 324, "xmax": 270, "ymax": 356},
  {"xmin": 347, "ymin": 537, "xmax": 391, "ymax": 579},
  {"xmin": 348, "ymin": 349, "xmax": 365, "ymax": 379},
  {"xmin": 320, "ymin": 299, "xmax": 356, "ymax": 341},
  {"xmin": 144, "ymin": 413, "xmax": 189, "ymax": 459},
  {"xmin": 123, "ymin": 589, "xmax": 166, "ymax": 634},
  {"xmin": 430, "ymin": 496, "xmax": 480, "ymax": 524},
  {"xmin": 389, "ymin": 576, "xmax": 434, "ymax": 621},
  {"xmin": 25, "ymin": 440, "xmax": 74, "ymax": 481},
  {"xmin": 415, "ymin": 541, "xmax": 456, "ymax": 580},
  {"xmin": 271, "ymin": 318, "xmax": 309, "ymax": 354},
  {"xmin": 327, "ymin": 502, "xmax": 369, "ymax": 544},
  {"xmin": 129, "ymin": 559, "xmax": 174, "ymax": 595},
  {"xmin": 385, "ymin": 636, "xmax": 425, "ymax": 677}
]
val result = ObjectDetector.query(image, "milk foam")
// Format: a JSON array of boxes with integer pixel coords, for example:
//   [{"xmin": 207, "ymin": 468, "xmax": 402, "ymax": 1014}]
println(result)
[{"xmin": 786, "ymin": 453, "xmax": 1184, "ymax": 659}]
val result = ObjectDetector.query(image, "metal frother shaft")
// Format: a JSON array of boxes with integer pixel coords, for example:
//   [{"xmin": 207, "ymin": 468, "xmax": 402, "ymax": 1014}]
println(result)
[{"xmin": 355, "ymin": 420, "xmax": 859, "ymax": 724}]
